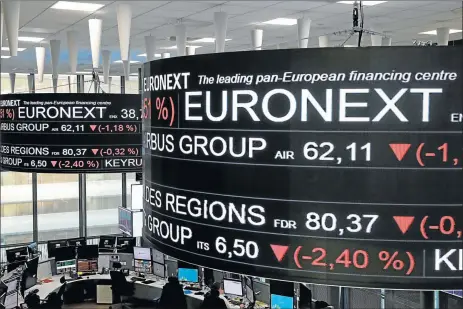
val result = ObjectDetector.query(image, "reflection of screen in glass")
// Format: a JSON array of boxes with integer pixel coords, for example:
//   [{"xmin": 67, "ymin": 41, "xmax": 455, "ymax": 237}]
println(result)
[
  {"xmin": 224, "ymin": 279, "xmax": 243, "ymax": 296},
  {"xmin": 178, "ymin": 268, "xmax": 198, "ymax": 283},
  {"xmin": 134, "ymin": 247, "xmax": 151, "ymax": 261},
  {"xmin": 271, "ymin": 294, "xmax": 293, "ymax": 309},
  {"xmin": 246, "ymin": 285, "xmax": 254, "ymax": 303},
  {"xmin": 153, "ymin": 262, "xmax": 165, "ymax": 278}
]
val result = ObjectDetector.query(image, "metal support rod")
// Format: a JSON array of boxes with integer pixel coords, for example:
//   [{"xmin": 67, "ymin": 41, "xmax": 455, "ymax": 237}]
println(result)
[
  {"xmin": 77, "ymin": 75, "xmax": 87, "ymax": 236},
  {"xmin": 29, "ymin": 74, "xmax": 38, "ymax": 242},
  {"xmin": 120, "ymin": 76, "xmax": 127, "ymax": 208}
]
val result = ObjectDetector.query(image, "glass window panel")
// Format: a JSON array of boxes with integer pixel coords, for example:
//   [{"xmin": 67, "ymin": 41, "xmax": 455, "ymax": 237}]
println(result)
[
  {"xmin": 37, "ymin": 174, "xmax": 79, "ymax": 241},
  {"xmin": 1, "ymin": 172, "xmax": 33, "ymax": 245},
  {"xmin": 126, "ymin": 173, "xmax": 140, "ymax": 208},
  {"xmin": 86, "ymin": 173, "xmax": 122, "ymax": 236}
]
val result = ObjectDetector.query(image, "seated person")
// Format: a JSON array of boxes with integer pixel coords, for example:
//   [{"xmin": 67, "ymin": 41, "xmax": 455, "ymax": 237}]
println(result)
[
  {"xmin": 314, "ymin": 300, "xmax": 331, "ymax": 309},
  {"xmin": 159, "ymin": 276, "xmax": 188, "ymax": 309},
  {"xmin": 200, "ymin": 282, "xmax": 227, "ymax": 309}
]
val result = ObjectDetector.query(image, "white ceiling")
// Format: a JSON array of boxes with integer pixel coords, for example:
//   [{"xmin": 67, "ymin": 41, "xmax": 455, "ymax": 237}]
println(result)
[{"xmin": 1, "ymin": 0, "xmax": 462, "ymax": 75}]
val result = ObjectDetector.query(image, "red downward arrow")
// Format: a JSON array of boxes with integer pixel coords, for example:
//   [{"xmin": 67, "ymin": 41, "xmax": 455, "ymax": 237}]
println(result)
[
  {"xmin": 51, "ymin": 161, "xmax": 57, "ymax": 167},
  {"xmin": 90, "ymin": 125, "xmax": 97, "ymax": 131},
  {"xmin": 393, "ymin": 216, "xmax": 415, "ymax": 234},
  {"xmin": 270, "ymin": 244, "xmax": 289, "ymax": 262},
  {"xmin": 389, "ymin": 144, "xmax": 411, "ymax": 161},
  {"xmin": 92, "ymin": 149, "xmax": 99, "ymax": 155}
]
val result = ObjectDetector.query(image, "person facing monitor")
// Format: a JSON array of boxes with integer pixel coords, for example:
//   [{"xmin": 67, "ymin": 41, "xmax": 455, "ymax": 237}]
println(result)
[
  {"xmin": 200, "ymin": 282, "xmax": 227, "ymax": 309},
  {"xmin": 159, "ymin": 277, "xmax": 187, "ymax": 309}
]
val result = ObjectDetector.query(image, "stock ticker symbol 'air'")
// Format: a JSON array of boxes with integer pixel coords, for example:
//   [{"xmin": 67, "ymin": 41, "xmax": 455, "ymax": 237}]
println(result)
[
  {"xmin": 393, "ymin": 216, "xmax": 415, "ymax": 234},
  {"xmin": 389, "ymin": 144, "xmax": 411, "ymax": 161},
  {"xmin": 270, "ymin": 244, "xmax": 289, "ymax": 262}
]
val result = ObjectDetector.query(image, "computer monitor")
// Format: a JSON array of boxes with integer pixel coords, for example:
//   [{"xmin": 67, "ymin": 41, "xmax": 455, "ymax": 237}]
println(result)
[
  {"xmin": 47, "ymin": 239, "xmax": 68, "ymax": 258},
  {"xmin": 153, "ymin": 262, "xmax": 165, "ymax": 278},
  {"xmin": 55, "ymin": 246, "xmax": 76, "ymax": 262},
  {"xmin": 77, "ymin": 259, "xmax": 98, "ymax": 274},
  {"xmin": 21, "ymin": 257, "xmax": 39, "ymax": 291},
  {"xmin": 99, "ymin": 235, "xmax": 116, "ymax": 251},
  {"xmin": 178, "ymin": 268, "xmax": 199, "ymax": 283},
  {"xmin": 151, "ymin": 248, "xmax": 164, "ymax": 264},
  {"xmin": 246, "ymin": 285, "xmax": 255, "ymax": 303},
  {"xmin": 98, "ymin": 254, "xmax": 111, "ymax": 272},
  {"xmin": 37, "ymin": 261, "xmax": 53, "ymax": 280},
  {"xmin": 134, "ymin": 260, "xmax": 152, "ymax": 273},
  {"xmin": 116, "ymin": 236, "xmax": 135, "ymax": 253},
  {"xmin": 77, "ymin": 245, "xmax": 99, "ymax": 260},
  {"xmin": 270, "ymin": 280, "xmax": 294, "ymax": 309},
  {"xmin": 134, "ymin": 247, "xmax": 151, "ymax": 261},
  {"xmin": 6, "ymin": 247, "xmax": 28, "ymax": 263},
  {"xmin": 299, "ymin": 284, "xmax": 312, "ymax": 308},
  {"xmin": 224, "ymin": 279, "xmax": 243, "ymax": 297},
  {"xmin": 68, "ymin": 237, "xmax": 86, "ymax": 247}
]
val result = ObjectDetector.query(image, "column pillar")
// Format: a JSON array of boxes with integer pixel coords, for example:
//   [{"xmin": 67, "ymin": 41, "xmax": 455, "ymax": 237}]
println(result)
[
  {"xmin": 319, "ymin": 36, "xmax": 329, "ymax": 47},
  {"xmin": 214, "ymin": 12, "xmax": 228, "ymax": 53},
  {"xmin": 35, "ymin": 46, "xmax": 45, "ymax": 82},
  {"xmin": 122, "ymin": 60, "xmax": 130, "ymax": 81},
  {"xmin": 186, "ymin": 46, "xmax": 196, "ymax": 55},
  {"xmin": 144, "ymin": 36, "xmax": 156, "ymax": 61},
  {"xmin": 116, "ymin": 3, "xmax": 132, "ymax": 61},
  {"xmin": 161, "ymin": 53, "xmax": 170, "ymax": 58},
  {"xmin": 66, "ymin": 31, "xmax": 78, "ymax": 74},
  {"xmin": 89, "ymin": 19, "xmax": 103, "ymax": 69},
  {"xmin": 382, "ymin": 37, "xmax": 392, "ymax": 46},
  {"xmin": 102, "ymin": 50, "xmax": 111, "ymax": 84},
  {"xmin": 27, "ymin": 73, "xmax": 35, "ymax": 93},
  {"xmin": 371, "ymin": 34, "xmax": 382, "ymax": 46},
  {"xmin": 121, "ymin": 74, "xmax": 127, "ymax": 208},
  {"xmin": 9, "ymin": 73, "xmax": 15, "ymax": 93},
  {"xmin": 77, "ymin": 74, "xmax": 87, "ymax": 237},
  {"xmin": 297, "ymin": 17, "xmax": 311, "ymax": 48},
  {"xmin": 3, "ymin": 0, "xmax": 20, "ymax": 56},
  {"xmin": 437, "ymin": 27, "xmax": 450, "ymax": 46},
  {"xmin": 176, "ymin": 24, "xmax": 187, "ymax": 56},
  {"xmin": 251, "ymin": 29, "xmax": 263, "ymax": 50}
]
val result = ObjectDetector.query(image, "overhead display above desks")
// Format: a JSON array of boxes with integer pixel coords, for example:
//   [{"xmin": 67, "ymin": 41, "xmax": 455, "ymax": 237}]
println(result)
[
  {"xmin": 142, "ymin": 46, "xmax": 462, "ymax": 290},
  {"xmin": 0, "ymin": 93, "xmax": 142, "ymax": 173}
]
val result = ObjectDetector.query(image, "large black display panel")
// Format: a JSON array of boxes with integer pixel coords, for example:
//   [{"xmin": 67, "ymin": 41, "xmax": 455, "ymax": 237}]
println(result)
[
  {"xmin": 142, "ymin": 47, "xmax": 462, "ymax": 289},
  {"xmin": 0, "ymin": 93, "xmax": 142, "ymax": 173}
]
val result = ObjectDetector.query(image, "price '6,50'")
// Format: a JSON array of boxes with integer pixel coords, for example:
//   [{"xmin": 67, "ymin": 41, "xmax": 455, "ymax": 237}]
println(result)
[{"xmin": 215, "ymin": 237, "xmax": 259, "ymax": 259}]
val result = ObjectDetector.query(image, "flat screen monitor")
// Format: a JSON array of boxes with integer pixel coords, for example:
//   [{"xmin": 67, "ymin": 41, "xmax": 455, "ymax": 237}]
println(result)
[
  {"xmin": 6, "ymin": 247, "xmax": 28, "ymax": 263},
  {"xmin": 68, "ymin": 237, "xmax": 86, "ymax": 247},
  {"xmin": 77, "ymin": 245, "xmax": 99, "ymax": 259},
  {"xmin": 299, "ymin": 284, "xmax": 312, "ymax": 307},
  {"xmin": 99, "ymin": 236, "xmax": 116, "ymax": 250},
  {"xmin": 131, "ymin": 184, "xmax": 143, "ymax": 210},
  {"xmin": 271, "ymin": 294, "xmax": 294, "ymax": 309},
  {"xmin": 47, "ymin": 239, "xmax": 68, "ymax": 258},
  {"xmin": 270, "ymin": 280, "xmax": 294, "ymax": 309},
  {"xmin": 21, "ymin": 257, "xmax": 39, "ymax": 291},
  {"xmin": 118, "ymin": 207, "xmax": 133, "ymax": 236},
  {"xmin": 134, "ymin": 259, "xmax": 152, "ymax": 273},
  {"xmin": 224, "ymin": 279, "xmax": 243, "ymax": 296},
  {"xmin": 77, "ymin": 259, "xmax": 98, "ymax": 274},
  {"xmin": 151, "ymin": 248, "xmax": 164, "ymax": 264},
  {"xmin": 246, "ymin": 285, "xmax": 255, "ymax": 303},
  {"xmin": 153, "ymin": 262, "xmax": 165, "ymax": 278},
  {"xmin": 116, "ymin": 237, "xmax": 135, "ymax": 253},
  {"xmin": 98, "ymin": 254, "xmax": 111, "ymax": 272},
  {"xmin": 178, "ymin": 268, "xmax": 199, "ymax": 283},
  {"xmin": 55, "ymin": 246, "xmax": 76, "ymax": 262},
  {"xmin": 134, "ymin": 247, "xmax": 151, "ymax": 261},
  {"xmin": 37, "ymin": 261, "xmax": 53, "ymax": 280}
]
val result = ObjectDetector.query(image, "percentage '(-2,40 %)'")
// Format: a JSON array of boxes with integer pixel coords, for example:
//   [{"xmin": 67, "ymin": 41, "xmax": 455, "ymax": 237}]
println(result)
[
  {"xmin": 293, "ymin": 247, "xmax": 415, "ymax": 275},
  {"xmin": 142, "ymin": 97, "xmax": 176, "ymax": 127}
]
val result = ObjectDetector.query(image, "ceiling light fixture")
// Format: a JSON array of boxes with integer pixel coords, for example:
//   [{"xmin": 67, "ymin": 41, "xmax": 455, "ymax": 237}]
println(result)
[
  {"xmin": 1, "ymin": 55, "xmax": 11, "ymax": 59},
  {"xmin": 262, "ymin": 18, "xmax": 297, "ymax": 26},
  {"xmin": 1, "ymin": 47, "xmax": 26, "ymax": 52},
  {"xmin": 113, "ymin": 60, "xmax": 141, "ymax": 64},
  {"xmin": 137, "ymin": 53, "xmax": 161, "ymax": 57},
  {"xmin": 189, "ymin": 37, "xmax": 232, "ymax": 43},
  {"xmin": 419, "ymin": 29, "xmax": 462, "ymax": 35},
  {"xmin": 18, "ymin": 36, "xmax": 44, "ymax": 43},
  {"xmin": 337, "ymin": 1, "xmax": 387, "ymax": 6},
  {"xmin": 51, "ymin": 1, "xmax": 104, "ymax": 12}
]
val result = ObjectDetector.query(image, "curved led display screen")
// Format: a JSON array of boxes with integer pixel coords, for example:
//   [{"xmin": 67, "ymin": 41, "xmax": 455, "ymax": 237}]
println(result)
[
  {"xmin": 0, "ymin": 93, "xmax": 142, "ymax": 173},
  {"xmin": 142, "ymin": 47, "xmax": 462, "ymax": 289}
]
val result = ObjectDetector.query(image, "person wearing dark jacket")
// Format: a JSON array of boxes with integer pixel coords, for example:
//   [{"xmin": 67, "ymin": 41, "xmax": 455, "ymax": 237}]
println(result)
[
  {"xmin": 159, "ymin": 276, "xmax": 188, "ymax": 309},
  {"xmin": 200, "ymin": 282, "xmax": 227, "ymax": 309}
]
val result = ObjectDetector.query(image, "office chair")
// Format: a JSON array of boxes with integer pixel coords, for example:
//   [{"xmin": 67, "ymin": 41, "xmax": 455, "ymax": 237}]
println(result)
[
  {"xmin": 109, "ymin": 271, "xmax": 135, "ymax": 309},
  {"xmin": 42, "ymin": 276, "xmax": 67, "ymax": 309}
]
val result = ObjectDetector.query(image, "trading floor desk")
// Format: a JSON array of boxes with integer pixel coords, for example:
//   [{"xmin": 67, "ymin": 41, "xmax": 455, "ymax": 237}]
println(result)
[{"xmin": 26, "ymin": 274, "xmax": 253, "ymax": 309}]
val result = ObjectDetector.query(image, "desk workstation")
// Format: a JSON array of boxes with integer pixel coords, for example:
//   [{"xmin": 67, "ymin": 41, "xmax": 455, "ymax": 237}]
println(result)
[{"xmin": 16, "ymin": 236, "xmax": 268, "ymax": 309}]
